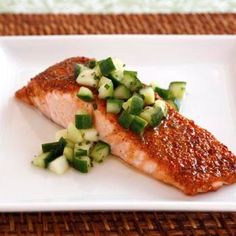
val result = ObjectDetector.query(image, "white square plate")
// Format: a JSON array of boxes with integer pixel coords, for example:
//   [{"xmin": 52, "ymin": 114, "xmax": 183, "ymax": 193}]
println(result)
[{"xmin": 0, "ymin": 35, "xmax": 236, "ymax": 212}]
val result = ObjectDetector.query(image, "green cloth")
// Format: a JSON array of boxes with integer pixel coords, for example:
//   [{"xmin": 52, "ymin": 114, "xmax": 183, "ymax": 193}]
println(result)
[{"xmin": 0, "ymin": 0, "xmax": 236, "ymax": 13}]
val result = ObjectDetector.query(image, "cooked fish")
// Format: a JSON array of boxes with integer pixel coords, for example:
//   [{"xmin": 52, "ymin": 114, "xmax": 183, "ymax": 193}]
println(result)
[{"xmin": 15, "ymin": 57, "xmax": 236, "ymax": 195}]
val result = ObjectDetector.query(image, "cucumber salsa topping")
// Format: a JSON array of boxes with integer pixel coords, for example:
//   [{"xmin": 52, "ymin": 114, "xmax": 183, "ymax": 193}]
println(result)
[
  {"xmin": 32, "ymin": 110, "xmax": 111, "ymax": 175},
  {"xmin": 75, "ymin": 57, "xmax": 187, "ymax": 134},
  {"xmin": 151, "ymin": 81, "xmax": 187, "ymax": 111},
  {"xmin": 32, "ymin": 57, "xmax": 187, "ymax": 176}
]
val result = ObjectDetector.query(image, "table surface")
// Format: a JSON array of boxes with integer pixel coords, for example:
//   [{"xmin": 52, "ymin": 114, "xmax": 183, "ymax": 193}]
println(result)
[
  {"xmin": 0, "ymin": 12, "xmax": 235, "ymax": 236},
  {"xmin": 1, "ymin": 0, "xmax": 236, "ymax": 13}
]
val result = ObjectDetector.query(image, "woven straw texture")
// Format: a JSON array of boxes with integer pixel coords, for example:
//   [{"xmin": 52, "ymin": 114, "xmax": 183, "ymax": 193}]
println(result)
[
  {"xmin": 0, "ymin": 13, "xmax": 236, "ymax": 35},
  {"xmin": 0, "ymin": 13, "xmax": 236, "ymax": 235}
]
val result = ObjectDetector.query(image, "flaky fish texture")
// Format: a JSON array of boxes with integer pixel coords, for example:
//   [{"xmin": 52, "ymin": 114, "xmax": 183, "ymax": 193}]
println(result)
[{"xmin": 15, "ymin": 57, "xmax": 236, "ymax": 195}]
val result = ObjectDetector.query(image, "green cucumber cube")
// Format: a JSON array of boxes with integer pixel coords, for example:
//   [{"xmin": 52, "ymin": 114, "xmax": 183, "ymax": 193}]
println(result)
[
  {"xmin": 154, "ymin": 100, "xmax": 168, "ymax": 117},
  {"xmin": 75, "ymin": 114, "xmax": 93, "ymax": 129},
  {"xmin": 74, "ymin": 64, "xmax": 81, "ymax": 78},
  {"xmin": 118, "ymin": 110, "xmax": 134, "ymax": 129},
  {"xmin": 81, "ymin": 128, "xmax": 99, "ymax": 142},
  {"xmin": 48, "ymin": 155, "xmax": 69, "ymax": 175},
  {"xmin": 76, "ymin": 64, "xmax": 98, "ymax": 88},
  {"xmin": 139, "ymin": 87, "xmax": 155, "ymax": 105},
  {"xmin": 74, "ymin": 149, "xmax": 87, "ymax": 157},
  {"xmin": 127, "ymin": 95, "xmax": 144, "ymax": 115},
  {"xmin": 99, "ymin": 57, "xmax": 116, "ymax": 76},
  {"xmin": 90, "ymin": 141, "xmax": 111, "ymax": 163},
  {"xmin": 109, "ymin": 58, "xmax": 125, "ymax": 83},
  {"xmin": 114, "ymin": 85, "xmax": 131, "ymax": 100},
  {"xmin": 86, "ymin": 60, "xmax": 97, "ymax": 69},
  {"xmin": 98, "ymin": 78, "xmax": 114, "ymax": 99},
  {"xmin": 77, "ymin": 86, "xmax": 94, "ymax": 102},
  {"xmin": 73, "ymin": 156, "xmax": 91, "ymax": 173},
  {"xmin": 154, "ymin": 86, "xmax": 169, "ymax": 100},
  {"xmin": 32, "ymin": 152, "xmax": 51, "ymax": 169},
  {"xmin": 74, "ymin": 142, "xmax": 93, "ymax": 155},
  {"xmin": 122, "ymin": 70, "xmax": 143, "ymax": 92},
  {"xmin": 63, "ymin": 146, "xmax": 74, "ymax": 163},
  {"xmin": 67, "ymin": 123, "xmax": 83, "ymax": 143},
  {"xmin": 130, "ymin": 116, "xmax": 148, "ymax": 134},
  {"xmin": 41, "ymin": 137, "xmax": 66, "ymax": 153},
  {"xmin": 168, "ymin": 81, "xmax": 186, "ymax": 100},
  {"xmin": 106, "ymin": 98, "xmax": 123, "ymax": 114}
]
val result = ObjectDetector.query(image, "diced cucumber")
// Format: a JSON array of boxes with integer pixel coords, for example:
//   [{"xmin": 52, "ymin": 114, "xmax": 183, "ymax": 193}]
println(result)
[
  {"xmin": 122, "ymin": 98, "xmax": 131, "ymax": 110},
  {"xmin": 73, "ymin": 156, "xmax": 91, "ymax": 173},
  {"xmin": 42, "ymin": 141, "xmax": 58, "ymax": 152},
  {"xmin": 77, "ymin": 86, "xmax": 94, "ymax": 102},
  {"xmin": 154, "ymin": 100, "xmax": 168, "ymax": 117},
  {"xmin": 121, "ymin": 70, "xmax": 137, "ymax": 88},
  {"xmin": 114, "ymin": 85, "xmax": 131, "ymax": 100},
  {"xmin": 130, "ymin": 116, "xmax": 148, "ymax": 134},
  {"xmin": 55, "ymin": 129, "xmax": 67, "ymax": 141},
  {"xmin": 98, "ymin": 76, "xmax": 111, "ymax": 88},
  {"xmin": 109, "ymin": 58, "xmax": 125, "ymax": 83},
  {"xmin": 108, "ymin": 75, "xmax": 121, "ymax": 87},
  {"xmin": 154, "ymin": 86, "xmax": 169, "ymax": 100},
  {"xmin": 168, "ymin": 81, "xmax": 186, "ymax": 100},
  {"xmin": 124, "ymin": 70, "xmax": 137, "ymax": 76},
  {"xmin": 41, "ymin": 141, "xmax": 59, "ymax": 153},
  {"xmin": 98, "ymin": 78, "xmax": 114, "ymax": 99},
  {"xmin": 86, "ymin": 60, "xmax": 97, "ymax": 69},
  {"xmin": 81, "ymin": 128, "xmax": 99, "ymax": 142},
  {"xmin": 67, "ymin": 123, "xmax": 83, "ymax": 143},
  {"xmin": 76, "ymin": 64, "xmax": 98, "ymax": 88},
  {"xmin": 75, "ymin": 114, "xmax": 93, "ymax": 129},
  {"xmin": 74, "ymin": 64, "xmax": 81, "ymax": 78},
  {"xmin": 99, "ymin": 57, "xmax": 116, "ymax": 76},
  {"xmin": 43, "ymin": 138, "xmax": 67, "ymax": 168},
  {"xmin": 151, "ymin": 107, "xmax": 165, "ymax": 127},
  {"xmin": 121, "ymin": 70, "xmax": 143, "ymax": 92},
  {"xmin": 123, "ymin": 95, "xmax": 144, "ymax": 115},
  {"xmin": 166, "ymin": 99, "xmax": 181, "ymax": 111},
  {"xmin": 32, "ymin": 152, "xmax": 51, "ymax": 169},
  {"xmin": 154, "ymin": 107, "xmax": 165, "ymax": 126},
  {"xmin": 140, "ymin": 101, "xmax": 167, "ymax": 127},
  {"xmin": 106, "ymin": 98, "xmax": 123, "ymax": 114},
  {"xmin": 40, "ymin": 138, "xmax": 67, "ymax": 168},
  {"xmin": 118, "ymin": 110, "xmax": 134, "ymax": 129},
  {"xmin": 74, "ymin": 143, "xmax": 89, "ymax": 157},
  {"xmin": 42, "ymin": 137, "xmax": 66, "ymax": 153},
  {"xmin": 140, "ymin": 106, "xmax": 163, "ymax": 127},
  {"xmin": 139, "ymin": 87, "xmax": 155, "ymax": 105},
  {"xmin": 98, "ymin": 82, "xmax": 113, "ymax": 99},
  {"xmin": 65, "ymin": 139, "xmax": 75, "ymax": 148},
  {"xmin": 63, "ymin": 146, "xmax": 74, "ymax": 163},
  {"xmin": 139, "ymin": 106, "xmax": 153, "ymax": 122},
  {"xmin": 74, "ymin": 148, "xmax": 88, "ymax": 157},
  {"xmin": 94, "ymin": 63, "xmax": 101, "ymax": 77},
  {"xmin": 90, "ymin": 141, "xmax": 111, "ymax": 163},
  {"xmin": 48, "ymin": 155, "xmax": 69, "ymax": 175},
  {"xmin": 74, "ymin": 142, "xmax": 93, "ymax": 155},
  {"xmin": 151, "ymin": 81, "xmax": 169, "ymax": 100}
]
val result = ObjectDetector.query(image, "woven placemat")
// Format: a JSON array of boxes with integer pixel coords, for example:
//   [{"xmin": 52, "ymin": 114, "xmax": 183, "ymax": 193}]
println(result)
[
  {"xmin": 0, "ymin": 13, "xmax": 236, "ymax": 35},
  {"xmin": 0, "ymin": 13, "xmax": 236, "ymax": 235}
]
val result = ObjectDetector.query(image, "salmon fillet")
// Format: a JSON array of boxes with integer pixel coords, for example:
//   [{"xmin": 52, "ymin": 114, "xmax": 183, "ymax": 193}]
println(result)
[{"xmin": 15, "ymin": 56, "xmax": 236, "ymax": 195}]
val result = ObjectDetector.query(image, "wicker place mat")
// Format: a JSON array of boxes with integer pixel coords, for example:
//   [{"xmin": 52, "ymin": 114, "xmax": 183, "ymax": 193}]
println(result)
[
  {"xmin": 0, "ymin": 13, "xmax": 236, "ymax": 35},
  {"xmin": 0, "ymin": 13, "xmax": 236, "ymax": 235}
]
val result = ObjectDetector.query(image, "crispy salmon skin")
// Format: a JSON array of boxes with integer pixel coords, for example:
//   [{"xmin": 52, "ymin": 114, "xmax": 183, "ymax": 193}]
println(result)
[{"xmin": 15, "ymin": 57, "xmax": 236, "ymax": 195}]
